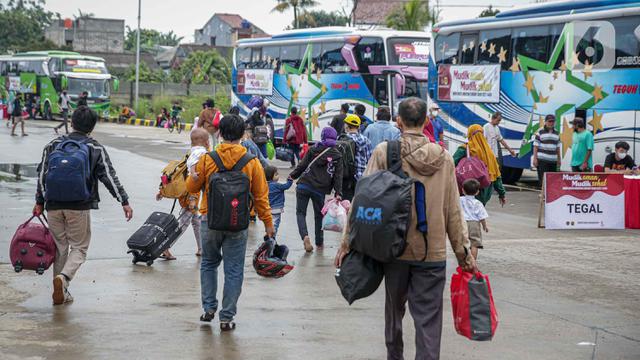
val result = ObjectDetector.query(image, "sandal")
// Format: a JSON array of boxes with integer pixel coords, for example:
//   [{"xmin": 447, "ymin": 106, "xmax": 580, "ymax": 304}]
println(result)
[{"xmin": 220, "ymin": 321, "xmax": 236, "ymax": 331}]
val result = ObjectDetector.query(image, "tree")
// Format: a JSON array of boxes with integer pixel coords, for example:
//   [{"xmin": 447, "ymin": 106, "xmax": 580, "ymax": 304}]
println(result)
[
  {"xmin": 124, "ymin": 27, "xmax": 184, "ymax": 53},
  {"xmin": 385, "ymin": 0, "xmax": 433, "ymax": 31},
  {"xmin": 74, "ymin": 9, "xmax": 95, "ymax": 19},
  {"xmin": 0, "ymin": 0, "xmax": 60, "ymax": 52},
  {"xmin": 479, "ymin": 5, "xmax": 500, "ymax": 18},
  {"xmin": 296, "ymin": 10, "xmax": 349, "ymax": 28},
  {"xmin": 272, "ymin": 0, "xmax": 319, "ymax": 29},
  {"xmin": 170, "ymin": 50, "xmax": 231, "ymax": 85},
  {"xmin": 124, "ymin": 61, "xmax": 167, "ymax": 83}
]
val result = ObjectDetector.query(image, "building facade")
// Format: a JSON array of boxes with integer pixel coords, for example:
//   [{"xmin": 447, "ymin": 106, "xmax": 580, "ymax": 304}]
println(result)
[
  {"xmin": 194, "ymin": 13, "xmax": 267, "ymax": 47},
  {"xmin": 45, "ymin": 18, "xmax": 125, "ymax": 54}
]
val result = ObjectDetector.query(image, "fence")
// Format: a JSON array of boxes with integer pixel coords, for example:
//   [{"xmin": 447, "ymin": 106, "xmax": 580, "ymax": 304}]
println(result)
[{"xmin": 112, "ymin": 81, "xmax": 231, "ymax": 105}]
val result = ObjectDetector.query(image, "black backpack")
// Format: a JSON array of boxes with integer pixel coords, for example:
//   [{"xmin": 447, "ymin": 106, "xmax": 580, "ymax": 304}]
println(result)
[
  {"xmin": 253, "ymin": 125, "xmax": 269, "ymax": 145},
  {"xmin": 348, "ymin": 140, "xmax": 417, "ymax": 263},
  {"xmin": 207, "ymin": 152, "xmax": 256, "ymax": 231},
  {"xmin": 336, "ymin": 134, "xmax": 357, "ymax": 180}
]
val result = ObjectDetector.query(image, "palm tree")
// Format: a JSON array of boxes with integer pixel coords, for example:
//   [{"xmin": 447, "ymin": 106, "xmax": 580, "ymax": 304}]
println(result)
[
  {"xmin": 386, "ymin": 0, "xmax": 433, "ymax": 31},
  {"xmin": 272, "ymin": 0, "xmax": 319, "ymax": 29}
]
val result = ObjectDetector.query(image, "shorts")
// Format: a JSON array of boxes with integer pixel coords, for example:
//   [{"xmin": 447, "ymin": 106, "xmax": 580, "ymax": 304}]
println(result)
[{"xmin": 466, "ymin": 220, "xmax": 483, "ymax": 249}]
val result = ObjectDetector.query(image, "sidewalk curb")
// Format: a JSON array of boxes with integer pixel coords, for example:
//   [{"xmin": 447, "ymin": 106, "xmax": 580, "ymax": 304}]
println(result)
[{"xmin": 101, "ymin": 117, "xmax": 193, "ymax": 132}]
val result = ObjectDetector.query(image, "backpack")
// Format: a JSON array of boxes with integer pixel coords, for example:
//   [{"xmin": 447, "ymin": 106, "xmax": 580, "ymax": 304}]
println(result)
[
  {"xmin": 159, "ymin": 156, "xmax": 189, "ymax": 199},
  {"xmin": 45, "ymin": 139, "xmax": 92, "ymax": 202},
  {"xmin": 336, "ymin": 134, "xmax": 357, "ymax": 180},
  {"xmin": 207, "ymin": 151, "xmax": 256, "ymax": 231},
  {"xmin": 348, "ymin": 140, "xmax": 416, "ymax": 263},
  {"xmin": 455, "ymin": 146, "xmax": 491, "ymax": 190},
  {"xmin": 253, "ymin": 125, "xmax": 269, "ymax": 145}
]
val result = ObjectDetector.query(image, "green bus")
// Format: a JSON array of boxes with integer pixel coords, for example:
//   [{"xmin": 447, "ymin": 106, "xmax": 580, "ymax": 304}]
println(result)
[{"xmin": 0, "ymin": 51, "xmax": 118, "ymax": 118}]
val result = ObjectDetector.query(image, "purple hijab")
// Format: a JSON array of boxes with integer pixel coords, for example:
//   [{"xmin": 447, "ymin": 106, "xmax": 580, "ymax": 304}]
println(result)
[{"xmin": 318, "ymin": 126, "xmax": 337, "ymax": 147}]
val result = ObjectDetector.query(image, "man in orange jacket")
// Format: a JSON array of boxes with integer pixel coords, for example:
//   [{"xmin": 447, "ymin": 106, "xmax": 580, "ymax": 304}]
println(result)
[{"xmin": 186, "ymin": 114, "xmax": 274, "ymax": 331}]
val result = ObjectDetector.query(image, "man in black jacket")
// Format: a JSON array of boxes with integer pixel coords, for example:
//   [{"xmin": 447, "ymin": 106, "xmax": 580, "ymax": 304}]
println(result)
[
  {"xmin": 34, "ymin": 106, "xmax": 133, "ymax": 305},
  {"xmin": 330, "ymin": 103, "xmax": 350, "ymax": 136}
]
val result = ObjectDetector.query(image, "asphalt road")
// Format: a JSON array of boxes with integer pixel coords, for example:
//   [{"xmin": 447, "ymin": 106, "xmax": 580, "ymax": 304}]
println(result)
[{"xmin": 0, "ymin": 120, "xmax": 639, "ymax": 359}]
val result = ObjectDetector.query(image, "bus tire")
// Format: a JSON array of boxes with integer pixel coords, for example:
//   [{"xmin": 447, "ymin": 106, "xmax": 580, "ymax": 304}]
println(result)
[
  {"xmin": 43, "ymin": 102, "xmax": 52, "ymax": 120},
  {"xmin": 501, "ymin": 166, "xmax": 523, "ymax": 185}
]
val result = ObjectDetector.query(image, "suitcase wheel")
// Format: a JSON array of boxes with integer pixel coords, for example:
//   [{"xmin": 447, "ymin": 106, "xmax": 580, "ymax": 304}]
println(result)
[
  {"xmin": 132, "ymin": 259, "xmax": 138, "ymax": 265},
  {"xmin": 146, "ymin": 260, "xmax": 154, "ymax": 266},
  {"xmin": 14, "ymin": 261, "xmax": 22, "ymax": 273},
  {"xmin": 36, "ymin": 268, "xmax": 44, "ymax": 275}
]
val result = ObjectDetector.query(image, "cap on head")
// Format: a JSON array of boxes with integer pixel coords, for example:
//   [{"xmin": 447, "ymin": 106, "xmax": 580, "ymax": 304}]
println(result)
[{"xmin": 344, "ymin": 114, "xmax": 361, "ymax": 127}]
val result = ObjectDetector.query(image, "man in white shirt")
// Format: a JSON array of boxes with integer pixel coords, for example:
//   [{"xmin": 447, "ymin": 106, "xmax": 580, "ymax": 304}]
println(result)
[
  {"xmin": 483, "ymin": 112, "xmax": 516, "ymax": 160},
  {"xmin": 54, "ymin": 91, "xmax": 71, "ymax": 134}
]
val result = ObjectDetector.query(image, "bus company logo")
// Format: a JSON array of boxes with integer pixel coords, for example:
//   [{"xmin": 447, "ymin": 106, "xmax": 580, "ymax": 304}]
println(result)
[{"xmin": 355, "ymin": 206, "xmax": 382, "ymax": 224}]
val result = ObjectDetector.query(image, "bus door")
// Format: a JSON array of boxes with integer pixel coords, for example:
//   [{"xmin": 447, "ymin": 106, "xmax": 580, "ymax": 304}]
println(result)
[{"xmin": 363, "ymin": 74, "xmax": 389, "ymax": 120}]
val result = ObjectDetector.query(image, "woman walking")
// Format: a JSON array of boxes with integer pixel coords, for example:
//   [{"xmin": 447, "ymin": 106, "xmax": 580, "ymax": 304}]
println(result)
[
  {"xmin": 452, "ymin": 124, "xmax": 506, "ymax": 206},
  {"xmin": 10, "ymin": 95, "xmax": 27, "ymax": 136},
  {"xmin": 289, "ymin": 127, "xmax": 343, "ymax": 252},
  {"xmin": 283, "ymin": 107, "xmax": 307, "ymax": 168}
]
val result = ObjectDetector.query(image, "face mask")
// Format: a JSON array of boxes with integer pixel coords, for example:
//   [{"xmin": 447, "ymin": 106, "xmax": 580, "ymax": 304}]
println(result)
[{"xmin": 617, "ymin": 151, "xmax": 627, "ymax": 159}]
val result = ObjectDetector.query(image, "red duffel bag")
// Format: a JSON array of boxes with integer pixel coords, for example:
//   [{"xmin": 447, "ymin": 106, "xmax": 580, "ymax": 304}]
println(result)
[
  {"xmin": 450, "ymin": 267, "xmax": 498, "ymax": 341},
  {"xmin": 9, "ymin": 215, "xmax": 56, "ymax": 275},
  {"xmin": 455, "ymin": 146, "xmax": 491, "ymax": 190}
]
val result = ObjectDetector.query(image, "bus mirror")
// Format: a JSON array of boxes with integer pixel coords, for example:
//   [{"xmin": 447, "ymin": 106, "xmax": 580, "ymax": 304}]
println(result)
[
  {"xmin": 61, "ymin": 76, "xmax": 68, "ymax": 90},
  {"xmin": 341, "ymin": 43, "xmax": 359, "ymax": 72},
  {"xmin": 113, "ymin": 77, "xmax": 120, "ymax": 92},
  {"xmin": 394, "ymin": 73, "xmax": 406, "ymax": 97}
]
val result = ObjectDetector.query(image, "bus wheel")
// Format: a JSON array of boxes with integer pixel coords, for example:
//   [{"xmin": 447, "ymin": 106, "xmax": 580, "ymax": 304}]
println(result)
[
  {"xmin": 44, "ymin": 102, "xmax": 52, "ymax": 120},
  {"xmin": 501, "ymin": 166, "xmax": 523, "ymax": 185}
]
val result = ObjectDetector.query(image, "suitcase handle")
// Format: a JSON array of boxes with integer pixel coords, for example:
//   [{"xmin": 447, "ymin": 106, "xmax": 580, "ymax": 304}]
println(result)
[{"xmin": 23, "ymin": 214, "xmax": 50, "ymax": 229}]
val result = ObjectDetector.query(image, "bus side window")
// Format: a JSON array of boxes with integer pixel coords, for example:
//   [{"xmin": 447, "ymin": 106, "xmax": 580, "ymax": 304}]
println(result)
[
  {"xmin": 262, "ymin": 45, "xmax": 280, "ymax": 70},
  {"xmin": 478, "ymin": 28, "xmax": 511, "ymax": 69},
  {"xmin": 281, "ymin": 45, "xmax": 301, "ymax": 69},
  {"xmin": 612, "ymin": 16, "xmax": 640, "ymax": 68},
  {"xmin": 250, "ymin": 47, "xmax": 262, "ymax": 69},
  {"xmin": 434, "ymin": 33, "xmax": 460, "ymax": 65},
  {"xmin": 549, "ymin": 24, "xmax": 565, "ymax": 69},
  {"xmin": 236, "ymin": 48, "xmax": 251, "ymax": 70},
  {"xmin": 512, "ymin": 25, "xmax": 550, "ymax": 65},
  {"xmin": 459, "ymin": 33, "xmax": 478, "ymax": 64},
  {"xmin": 322, "ymin": 42, "xmax": 348, "ymax": 73},
  {"xmin": 311, "ymin": 42, "xmax": 322, "ymax": 72}
]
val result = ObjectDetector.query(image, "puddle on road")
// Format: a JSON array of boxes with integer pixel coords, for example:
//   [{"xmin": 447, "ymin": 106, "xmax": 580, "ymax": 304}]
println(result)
[{"xmin": 0, "ymin": 163, "xmax": 38, "ymax": 182}]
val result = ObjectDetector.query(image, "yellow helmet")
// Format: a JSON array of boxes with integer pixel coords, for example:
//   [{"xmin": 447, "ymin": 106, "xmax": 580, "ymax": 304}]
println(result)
[{"xmin": 344, "ymin": 114, "xmax": 361, "ymax": 127}]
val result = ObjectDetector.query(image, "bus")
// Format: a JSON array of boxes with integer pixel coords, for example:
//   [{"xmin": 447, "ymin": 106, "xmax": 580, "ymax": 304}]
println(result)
[
  {"xmin": 0, "ymin": 51, "xmax": 118, "ymax": 119},
  {"xmin": 232, "ymin": 27, "xmax": 430, "ymax": 140},
  {"xmin": 428, "ymin": 0, "xmax": 640, "ymax": 183}
]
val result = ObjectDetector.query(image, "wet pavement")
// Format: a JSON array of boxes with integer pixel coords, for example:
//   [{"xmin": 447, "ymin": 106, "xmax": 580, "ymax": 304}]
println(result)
[{"xmin": 1, "ymin": 120, "xmax": 639, "ymax": 359}]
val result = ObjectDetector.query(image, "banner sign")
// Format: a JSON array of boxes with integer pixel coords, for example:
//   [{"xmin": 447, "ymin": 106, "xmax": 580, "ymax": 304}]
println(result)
[
  {"xmin": 237, "ymin": 69, "xmax": 273, "ymax": 96},
  {"xmin": 544, "ymin": 172, "xmax": 625, "ymax": 229},
  {"xmin": 437, "ymin": 64, "xmax": 500, "ymax": 103},
  {"xmin": 393, "ymin": 41, "xmax": 429, "ymax": 64}
]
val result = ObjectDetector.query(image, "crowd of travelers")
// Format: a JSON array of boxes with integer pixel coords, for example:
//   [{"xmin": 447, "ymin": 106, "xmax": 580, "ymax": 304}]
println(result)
[{"xmin": 26, "ymin": 93, "xmax": 637, "ymax": 359}]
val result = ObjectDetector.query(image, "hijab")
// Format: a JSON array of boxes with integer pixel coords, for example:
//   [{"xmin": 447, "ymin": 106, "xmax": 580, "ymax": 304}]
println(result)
[
  {"xmin": 464, "ymin": 124, "xmax": 501, "ymax": 182},
  {"xmin": 318, "ymin": 126, "xmax": 337, "ymax": 148}
]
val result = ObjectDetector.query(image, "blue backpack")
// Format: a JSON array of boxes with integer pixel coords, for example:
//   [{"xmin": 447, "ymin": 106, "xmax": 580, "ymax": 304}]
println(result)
[{"xmin": 45, "ymin": 139, "xmax": 92, "ymax": 202}]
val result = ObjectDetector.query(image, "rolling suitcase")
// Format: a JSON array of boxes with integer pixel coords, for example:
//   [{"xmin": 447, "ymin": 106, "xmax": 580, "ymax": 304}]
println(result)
[
  {"xmin": 10, "ymin": 215, "xmax": 56, "ymax": 275},
  {"xmin": 126, "ymin": 201, "xmax": 190, "ymax": 266}
]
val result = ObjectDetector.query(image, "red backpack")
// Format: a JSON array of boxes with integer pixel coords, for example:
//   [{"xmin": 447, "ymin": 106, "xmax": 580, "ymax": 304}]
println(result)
[
  {"xmin": 10, "ymin": 215, "xmax": 56, "ymax": 275},
  {"xmin": 455, "ymin": 146, "xmax": 491, "ymax": 190}
]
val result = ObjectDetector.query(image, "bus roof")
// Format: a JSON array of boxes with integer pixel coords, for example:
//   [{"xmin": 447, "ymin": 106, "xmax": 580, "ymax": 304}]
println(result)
[
  {"xmin": 9, "ymin": 51, "xmax": 105, "ymax": 62},
  {"xmin": 434, "ymin": 0, "xmax": 640, "ymax": 30},
  {"xmin": 236, "ymin": 27, "xmax": 428, "ymax": 46}
]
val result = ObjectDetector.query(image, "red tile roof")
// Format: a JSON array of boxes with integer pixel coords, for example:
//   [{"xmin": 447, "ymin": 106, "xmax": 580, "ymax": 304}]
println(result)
[{"xmin": 354, "ymin": 0, "xmax": 409, "ymax": 25}]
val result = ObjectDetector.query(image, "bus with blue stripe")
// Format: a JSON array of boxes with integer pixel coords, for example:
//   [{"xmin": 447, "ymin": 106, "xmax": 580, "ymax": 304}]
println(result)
[
  {"xmin": 232, "ymin": 27, "xmax": 430, "ymax": 140},
  {"xmin": 429, "ymin": 0, "xmax": 640, "ymax": 183}
]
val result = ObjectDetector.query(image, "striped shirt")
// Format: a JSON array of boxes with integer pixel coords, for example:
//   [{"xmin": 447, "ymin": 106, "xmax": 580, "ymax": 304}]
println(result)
[{"xmin": 533, "ymin": 128, "xmax": 560, "ymax": 163}]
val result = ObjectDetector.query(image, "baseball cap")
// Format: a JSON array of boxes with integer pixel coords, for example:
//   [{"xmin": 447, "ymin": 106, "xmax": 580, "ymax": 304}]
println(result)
[{"xmin": 344, "ymin": 114, "xmax": 361, "ymax": 127}]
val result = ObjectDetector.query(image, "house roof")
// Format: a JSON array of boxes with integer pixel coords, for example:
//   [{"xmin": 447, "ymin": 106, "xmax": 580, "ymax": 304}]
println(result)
[
  {"xmin": 354, "ymin": 0, "xmax": 408, "ymax": 25},
  {"xmin": 199, "ymin": 13, "xmax": 267, "ymax": 35}
]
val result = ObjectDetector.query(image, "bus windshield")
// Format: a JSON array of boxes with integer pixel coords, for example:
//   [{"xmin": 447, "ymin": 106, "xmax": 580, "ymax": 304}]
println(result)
[
  {"xmin": 387, "ymin": 37, "xmax": 430, "ymax": 66},
  {"xmin": 62, "ymin": 59, "xmax": 108, "ymax": 74},
  {"xmin": 68, "ymin": 78, "xmax": 110, "ymax": 98}
]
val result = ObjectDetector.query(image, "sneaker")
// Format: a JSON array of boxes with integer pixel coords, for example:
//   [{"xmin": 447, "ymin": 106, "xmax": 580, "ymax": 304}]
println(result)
[
  {"xmin": 200, "ymin": 310, "xmax": 216, "ymax": 322},
  {"xmin": 52, "ymin": 275, "xmax": 67, "ymax": 305},
  {"xmin": 303, "ymin": 236, "xmax": 313, "ymax": 253},
  {"xmin": 220, "ymin": 321, "xmax": 236, "ymax": 331}
]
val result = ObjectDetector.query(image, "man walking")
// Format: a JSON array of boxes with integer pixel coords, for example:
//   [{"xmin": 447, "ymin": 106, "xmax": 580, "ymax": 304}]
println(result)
[
  {"xmin": 330, "ymin": 103, "xmax": 350, "ymax": 136},
  {"xmin": 532, "ymin": 114, "xmax": 561, "ymax": 187},
  {"xmin": 340, "ymin": 114, "xmax": 372, "ymax": 201},
  {"xmin": 570, "ymin": 117, "xmax": 594, "ymax": 172},
  {"xmin": 186, "ymin": 114, "xmax": 274, "ymax": 331},
  {"xmin": 34, "ymin": 106, "xmax": 133, "ymax": 305},
  {"xmin": 363, "ymin": 106, "xmax": 400, "ymax": 149},
  {"xmin": 336, "ymin": 97, "xmax": 476, "ymax": 360},
  {"xmin": 484, "ymin": 112, "xmax": 517, "ymax": 163},
  {"xmin": 54, "ymin": 90, "xmax": 71, "ymax": 134}
]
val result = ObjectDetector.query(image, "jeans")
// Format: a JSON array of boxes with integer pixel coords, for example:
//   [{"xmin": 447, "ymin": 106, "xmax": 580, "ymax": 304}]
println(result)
[
  {"xmin": 536, "ymin": 161, "xmax": 557, "ymax": 187},
  {"xmin": 295, "ymin": 188, "xmax": 325, "ymax": 246},
  {"xmin": 54, "ymin": 109, "xmax": 69, "ymax": 133},
  {"xmin": 199, "ymin": 219, "xmax": 248, "ymax": 321},
  {"xmin": 289, "ymin": 144, "xmax": 301, "ymax": 166},
  {"xmin": 273, "ymin": 212, "xmax": 282, "ymax": 236},
  {"xmin": 257, "ymin": 143, "xmax": 267, "ymax": 158}
]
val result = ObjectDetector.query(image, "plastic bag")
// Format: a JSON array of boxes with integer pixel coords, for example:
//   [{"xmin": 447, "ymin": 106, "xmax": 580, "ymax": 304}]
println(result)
[
  {"xmin": 450, "ymin": 267, "xmax": 498, "ymax": 341},
  {"xmin": 335, "ymin": 250, "xmax": 383, "ymax": 305},
  {"xmin": 321, "ymin": 198, "xmax": 349, "ymax": 232},
  {"xmin": 266, "ymin": 140, "xmax": 275, "ymax": 160}
]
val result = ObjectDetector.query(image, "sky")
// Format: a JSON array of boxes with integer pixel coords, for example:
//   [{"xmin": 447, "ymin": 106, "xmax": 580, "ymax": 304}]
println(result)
[{"xmin": 45, "ymin": 0, "xmax": 535, "ymax": 42}]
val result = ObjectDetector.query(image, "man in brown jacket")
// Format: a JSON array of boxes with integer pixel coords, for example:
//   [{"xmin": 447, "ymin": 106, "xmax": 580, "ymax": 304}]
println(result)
[{"xmin": 335, "ymin": 97, "xmax": 476, "ymax": 360}]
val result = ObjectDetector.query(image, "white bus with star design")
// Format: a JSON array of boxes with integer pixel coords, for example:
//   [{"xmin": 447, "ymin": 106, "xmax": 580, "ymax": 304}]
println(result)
[{"xmin": 428, "ymin": 0, "xmax": 640, "ymax": 183}]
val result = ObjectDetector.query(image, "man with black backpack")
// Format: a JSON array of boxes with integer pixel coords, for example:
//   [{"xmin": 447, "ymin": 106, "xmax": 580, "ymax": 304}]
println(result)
[
  {"xmin": 33, "ymin": 106, "xmax": 133, "ymax": 305},
  {"xmin": 335, "ymin": 97, "xmax": 476, "ymax": 360},
  {"xmin": 337, "ymin": 114, "xmax": 372, "ymax": 201},
  {"xmin": 186, "ymin": 114, "xmax": 274, "ymax": 331}
]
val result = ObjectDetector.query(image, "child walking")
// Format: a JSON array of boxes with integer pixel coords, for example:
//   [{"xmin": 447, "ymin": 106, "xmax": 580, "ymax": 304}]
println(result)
[
  {"xmin": 459, "ymin": 179, "xmax": 489, "ymax": 259},
  {"xmin": 265, "ymin": 165, "xmax": 293, "ymax": 235}
]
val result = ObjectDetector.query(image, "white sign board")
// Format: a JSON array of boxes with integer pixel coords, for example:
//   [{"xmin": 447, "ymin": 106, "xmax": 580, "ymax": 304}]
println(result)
[
  {"xmin": 437, "ymin": 64, "xmax": 500, "ymax": 103},
  {"xmin": 240, "ymin": 69, "xmax": 273, "ymax": 96}
]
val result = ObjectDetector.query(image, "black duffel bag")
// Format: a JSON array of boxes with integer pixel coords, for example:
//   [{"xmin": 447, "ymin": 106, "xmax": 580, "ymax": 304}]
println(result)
[{"xmin": 335, "ymin": 250, "xmax": 384, "ymax": 305}]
